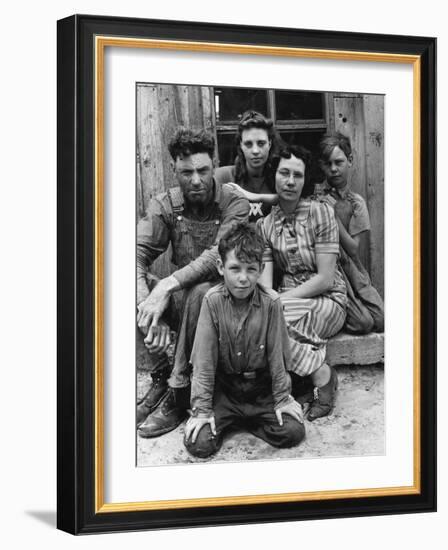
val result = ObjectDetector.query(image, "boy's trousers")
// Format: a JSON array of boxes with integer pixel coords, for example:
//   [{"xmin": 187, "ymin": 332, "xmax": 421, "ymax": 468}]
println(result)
[{"xmin": 185, "ymin": 371, "xmax": 305, "ymax": 458}]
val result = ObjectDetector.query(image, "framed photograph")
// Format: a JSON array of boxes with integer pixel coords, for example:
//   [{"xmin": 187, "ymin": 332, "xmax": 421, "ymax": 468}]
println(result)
[{"xmin": 57, "ymin": 14, "xmax": 436, "ymax": 534}]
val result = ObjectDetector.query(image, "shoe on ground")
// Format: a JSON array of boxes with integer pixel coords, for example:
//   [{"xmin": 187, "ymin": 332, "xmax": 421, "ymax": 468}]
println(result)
[
  {"xmin": 307, "ymin": 366, "xmax": 338, "ymax": 422},
  {"xmin": 136, "ymin": 370, "xmax": 169, "ymax": 428},
  {"xmin": 138, "ymin": 388, "xmax": 187, "ymax": 438}
]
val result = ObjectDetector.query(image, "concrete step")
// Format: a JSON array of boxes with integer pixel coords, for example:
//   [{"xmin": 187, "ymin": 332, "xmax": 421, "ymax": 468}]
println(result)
[
  {"xmin": 137, "ymin": 331, "xmax": 385, "ymax": 371},
  {"xmin": 326, "ymin": 332, "xmax": 384, "ymax": 366}
]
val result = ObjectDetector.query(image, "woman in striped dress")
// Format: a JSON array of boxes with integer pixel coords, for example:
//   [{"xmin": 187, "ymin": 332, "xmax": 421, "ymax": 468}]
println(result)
[{"xmin": 257, "ymin": 144, "xmax": 347, "ymax": 421}]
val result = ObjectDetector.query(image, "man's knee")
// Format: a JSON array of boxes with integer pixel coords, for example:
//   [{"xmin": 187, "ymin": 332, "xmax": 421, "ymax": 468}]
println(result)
[{"xmin": 184, "ymin": 425, "xmax": 220, "ymax": 458}]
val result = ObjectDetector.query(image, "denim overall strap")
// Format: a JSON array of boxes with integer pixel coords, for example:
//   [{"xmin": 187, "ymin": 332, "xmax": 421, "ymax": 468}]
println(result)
[{"xmin": 167, "ymin": 187, "xmax": 221, "ymax": 268}]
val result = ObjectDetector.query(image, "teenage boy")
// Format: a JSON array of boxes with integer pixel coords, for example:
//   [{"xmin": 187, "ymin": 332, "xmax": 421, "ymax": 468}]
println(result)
[
  {"xmin": 316, "ymin": 132, "xmax": 384, "ymax": 334},
  {"xmin": 184, "ymin": 223, "xmax": 305, "ymax": 458}
]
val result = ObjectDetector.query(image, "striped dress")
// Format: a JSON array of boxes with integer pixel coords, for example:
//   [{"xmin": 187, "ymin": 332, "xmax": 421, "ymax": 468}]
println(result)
[{"xmin": 257, "ymin": 199, "xmax": 347, "ymax": 376}]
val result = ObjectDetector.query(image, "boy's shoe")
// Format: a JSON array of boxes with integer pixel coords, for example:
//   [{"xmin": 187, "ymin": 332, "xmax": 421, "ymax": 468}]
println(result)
[
  {"xmin": 136, "ymin": 369, "xmax": 169, "ymax": 428},
  {"xmin": 138, "ymin": 388, "xmax": 187, "ymax": 438},
  {"xmin": 307, "ymin": 366, "xmax": 338, "ymax": 422}
]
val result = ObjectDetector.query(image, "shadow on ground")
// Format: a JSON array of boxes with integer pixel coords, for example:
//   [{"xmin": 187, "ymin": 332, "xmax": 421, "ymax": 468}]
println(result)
[
  {"xmin": 137, "ymin": 365, "xmax": 384, "ymax": 466},
  {"xmin": 25, "ymin": 510, "xmax": 56, "ymax": 528}
]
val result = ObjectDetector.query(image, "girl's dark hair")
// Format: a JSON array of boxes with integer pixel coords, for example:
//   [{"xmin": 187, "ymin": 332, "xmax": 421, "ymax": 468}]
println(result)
[
  {"xmin": 233, "ymin": 110, "xmax": 283, "ymax": 191},
  {"xmin": 218, "ymin": 222, "xmax": 264, "ymax": 266},
  {"xmin": 319, "ymin": 132, "xmax": 352, "ymax": 161},
  {"xmin": 272, "ymin": 144, "xmax": 315, "ymax": 198}
]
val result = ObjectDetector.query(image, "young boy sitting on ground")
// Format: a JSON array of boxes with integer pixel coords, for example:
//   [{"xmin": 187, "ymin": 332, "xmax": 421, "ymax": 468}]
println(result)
[{"xmin": 184, "ymin": 223, "xmax": 305, "ymax": 458}]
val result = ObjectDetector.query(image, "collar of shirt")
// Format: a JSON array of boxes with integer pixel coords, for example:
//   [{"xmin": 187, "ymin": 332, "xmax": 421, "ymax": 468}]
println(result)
[
  {"xmin": 221, "ymin": 283, "xmax": 261, "ymax": 308},
  {"xmin": 321, "ymin": 181, "xmax": 351, "ymax": 200},
  {"xmin": 272, "ymin": 199, "xmax": 311, "ymax": 236}
]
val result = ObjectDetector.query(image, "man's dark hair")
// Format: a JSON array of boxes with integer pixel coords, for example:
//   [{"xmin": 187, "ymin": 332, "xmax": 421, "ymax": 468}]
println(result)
[
  {"xmin": 319, "ymin": 132, "xmax": 352, "ymax": 161},
  {"xmin": 218, "ymin": 222, "xmax": 264, "ymax": 266},
  {"xmin": 168, "ymin": 127, "xmax": 215, "ymax": 161},
  {"xmin": 272, "ymin": 143, "xmax": 315, "ymax": 198}
]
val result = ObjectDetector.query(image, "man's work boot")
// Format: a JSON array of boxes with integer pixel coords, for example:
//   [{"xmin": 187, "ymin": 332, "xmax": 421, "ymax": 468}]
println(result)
[
  {"xmin": 136, "ymin": 370, "xmax": 169, "ymax": 428},
  {"xmin": 307, "ymin": 366, "xmax": 338, "ymax": 422},
  {"xmin": 138, "ymin": 387, "xmax": 188, "ymax": 438}
]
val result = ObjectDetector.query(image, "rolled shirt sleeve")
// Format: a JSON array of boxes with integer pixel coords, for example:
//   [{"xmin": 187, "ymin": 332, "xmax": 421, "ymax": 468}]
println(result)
[
  {"xmin": 312, "ymin": 201, "xmax": 340, "ymax": 255},
  {"xmin": 256, "ymin": 217, "xmax": 274, "ymax": 264},
  {"xmin": 348, "ymin": 193, "xmax": 371, "ymax": 236},
  {"xmin": 136, "ymin": 198, "xmax": 171, "ymax": 304}
]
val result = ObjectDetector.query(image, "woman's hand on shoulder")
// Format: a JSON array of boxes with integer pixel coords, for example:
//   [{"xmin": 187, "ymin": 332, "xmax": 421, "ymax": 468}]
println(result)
[{"xmin": 224, "ymin": 182, "xmax": 278, "ymax": 204}]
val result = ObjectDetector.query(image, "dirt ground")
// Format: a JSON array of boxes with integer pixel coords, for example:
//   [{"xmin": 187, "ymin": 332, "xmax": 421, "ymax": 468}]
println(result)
[{"xmin": 137, "ymin": 365, "xmax": 384, "ymax": 466}]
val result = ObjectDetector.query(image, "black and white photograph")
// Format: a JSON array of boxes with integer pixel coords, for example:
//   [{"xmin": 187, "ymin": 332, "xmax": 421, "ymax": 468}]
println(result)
[{"xmin": 135, "ymin": 83, "xmax": 385, "ymax": 466}]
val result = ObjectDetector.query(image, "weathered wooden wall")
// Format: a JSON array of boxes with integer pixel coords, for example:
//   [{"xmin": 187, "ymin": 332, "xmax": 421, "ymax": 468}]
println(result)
[
  {"xmin": 137, "ymin": 84, "xmax": 216, "ymax": 217},
  {"xmin": 136, "ymin": 84, "xmax": 216, "ymax": 276},
  {"xmin": 136, "ymin": 85, "xmax": 384, "ymax": 297},
  {"xmin": 332, "ymin": 93, "xmax": 384, "ymax": 297}
]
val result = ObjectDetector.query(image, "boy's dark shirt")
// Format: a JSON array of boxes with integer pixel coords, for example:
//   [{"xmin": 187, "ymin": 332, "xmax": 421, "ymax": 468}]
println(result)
[{"xmin": 190, "ymin": 282, "xmax": 293, "ymax": 417}]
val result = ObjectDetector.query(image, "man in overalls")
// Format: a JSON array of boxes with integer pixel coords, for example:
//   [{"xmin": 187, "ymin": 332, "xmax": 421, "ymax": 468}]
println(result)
[{"xmin": 136, "ymin": 128, "xmax": 250, "ymax": 437}]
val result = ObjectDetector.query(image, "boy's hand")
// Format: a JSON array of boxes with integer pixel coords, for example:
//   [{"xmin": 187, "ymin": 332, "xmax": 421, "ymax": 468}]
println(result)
[
  {"xmin": 185, "ymin": 415, "xmax": 216, "ymax": 444},
  {"xmin": 275, "ymin": 400, "xmax": 304, "ymax": 426}
]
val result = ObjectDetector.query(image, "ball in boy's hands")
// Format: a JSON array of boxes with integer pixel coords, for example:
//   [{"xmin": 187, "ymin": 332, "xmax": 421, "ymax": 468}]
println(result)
[
  {"xmin": 185, "ymin": 415, "xmax": 216, "ymax": 444},
  {"xmin": 275, "ymin": 399, "xmax": 304, "ymax": 425}
]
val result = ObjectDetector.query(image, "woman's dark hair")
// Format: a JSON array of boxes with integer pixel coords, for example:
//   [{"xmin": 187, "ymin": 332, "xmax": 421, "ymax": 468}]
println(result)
[
  {"xmin": 272, "ymin": 144, "xmax": 315, "ymax": 198},
  {"xmin": 233, "ymin": 110, "xmax": 283, "ymax": 191},
  {"xmin": 319, "ymin": 132, "xmax": 352, "ymax": 162}
]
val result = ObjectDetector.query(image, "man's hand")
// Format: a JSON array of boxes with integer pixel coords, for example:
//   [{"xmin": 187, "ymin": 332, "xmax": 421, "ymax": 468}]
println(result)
[
  {"xmin": 137, "ymin": 277, "xmax": 178, "ymax": 336},
  {"xmin": 143, "ymin": 320, "xmax": 172, "ymax": 354},
  {"xmin": 275, "ymin": 399, "xmax": 304, "ymax": 426},
  {"xmin": 184, "ymin": 415, "xmax": 216, "ymax": 444}
]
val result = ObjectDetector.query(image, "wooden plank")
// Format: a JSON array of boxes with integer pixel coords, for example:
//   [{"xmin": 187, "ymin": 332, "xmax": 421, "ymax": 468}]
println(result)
[
  {"xmin": 324, "ymin": 92, "xmax": 335, "ymax": 132},
  {"xmin": 201, "ymin": 86, "xmax": 215, "ymax": 131},
  {"xmin": 363, "ymin": 95, "xmax": 385, "ymax": 297},
  {"xmin": 201, "ymin": 86, "xmax": 219, "ymax": 166},
  {"xmin": 136, "ymin": 83, "xmax": 165, "ymax": 214},
  {"xmin": 157, "ymin": 84, "xmax": 179, "ymax": 191},
  {"xmin": 174, "ymin": 85, "xmax": 189, "ymax": 127},
  {"xmin": 136, "ymin": 153, "xmax": 145, "ymax": 220},
  {"xmin": 334, "ymin": 95, "xmax": 370, "ymax": 272},
  {"xmin": 187, "ymin": 85, "xmax": 203, "ymax": 128}
]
